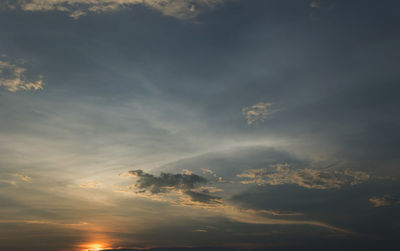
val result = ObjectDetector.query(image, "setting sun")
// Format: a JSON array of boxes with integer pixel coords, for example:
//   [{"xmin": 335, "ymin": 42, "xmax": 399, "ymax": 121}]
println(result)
[{"xmin": 79, "ymin": 243, "xmax": 108, "ymax": 251}]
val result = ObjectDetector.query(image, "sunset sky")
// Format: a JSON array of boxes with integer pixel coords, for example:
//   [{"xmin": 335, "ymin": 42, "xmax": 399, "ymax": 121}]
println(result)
[{"xmin": 0, "ymin": 1, "xmax": 399, "ymax": 251}]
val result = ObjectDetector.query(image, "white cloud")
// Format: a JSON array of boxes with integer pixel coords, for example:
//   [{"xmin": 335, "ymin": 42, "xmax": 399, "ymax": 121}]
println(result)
[
  {"xmin": 369, "ymin": 195, "xmax": 400, "ymax": 207},
  {"xmin": 242, "ymin": 102, "xmax": 273, "ymax": 125},
  {"xmin": 237, "ymin": 163, "xmax": 370, "ymax": 189},
  {"xmin": 7, "ymin": 0, "xmax": 231, "ymax": 19},
  {"xmin": 0, "ymin": 59, "xmax": 43, "ymax": 92}
]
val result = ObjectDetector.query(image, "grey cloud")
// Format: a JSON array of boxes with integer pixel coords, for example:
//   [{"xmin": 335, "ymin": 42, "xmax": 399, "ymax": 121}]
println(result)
[
  {"xmin": 184, "ymin": 190, "xmax": 221, "ymax": 204},
  {"xmin": 129, "ymin": 169, "xmax": 208, "ymax": 194},
  {"xmin": 237, "ymin": 163, "xmax": 370, "ymax": 189},
  {"xmin": 128, "ymin": 170, "xmax": 225, "ymax": 206}
]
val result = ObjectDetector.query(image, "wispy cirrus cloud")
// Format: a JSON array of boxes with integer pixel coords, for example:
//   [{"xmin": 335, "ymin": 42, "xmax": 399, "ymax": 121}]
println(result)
[
  {"xmin": 5, "ymin": 0, "xmax": 231, "ymax": 19},
  {"xmin": 237, "ymin": 163, "xmax": 370, "ymax": 189},
  {"xmin": 242, "ymin": 102, "xmax": 273, "ymax": 125},
  {"xmin": 0, "ymin": 57, "xmax": 43, "ymax": 92}
]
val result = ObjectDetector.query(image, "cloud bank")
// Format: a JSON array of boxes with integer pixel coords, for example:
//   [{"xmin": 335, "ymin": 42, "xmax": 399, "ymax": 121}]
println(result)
[
  {"xmin": 6, "ymin": 0, "xmax": 230, "ymax": 19},
  {"xmin": 237, "ymin": 163, "xmax": 370, "ymax": 189},
  {"xmin": 126, "ymin": 170, "xmax": 351, "ymax": 233}
]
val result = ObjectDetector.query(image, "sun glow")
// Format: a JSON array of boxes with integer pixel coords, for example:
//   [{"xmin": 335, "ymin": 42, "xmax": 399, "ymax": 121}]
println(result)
[{"xmin": 79, "ymin": 243, "xmax": 109, "ymax": 251}]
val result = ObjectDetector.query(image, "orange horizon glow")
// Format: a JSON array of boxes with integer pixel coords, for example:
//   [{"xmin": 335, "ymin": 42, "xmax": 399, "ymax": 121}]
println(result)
[{"xmin": 79, "ymin": 242, "xmax": 111, "ymax": 251}]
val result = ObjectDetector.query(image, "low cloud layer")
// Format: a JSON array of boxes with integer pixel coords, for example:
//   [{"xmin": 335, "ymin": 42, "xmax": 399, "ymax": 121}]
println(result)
[
  {"xmin": 0, "ymin": 58, "xmax": 43, "ymax": 92},
  {"xmin": 5, "ymin": 0, "xmax": 230, "ymax": 19},
  {"xmin": 237, "ymin": 163, "xmax": 370, "ymax": 189},
  {"xmin": 126, "ymin": 170, "xmax": 350, "ymax": 233}
]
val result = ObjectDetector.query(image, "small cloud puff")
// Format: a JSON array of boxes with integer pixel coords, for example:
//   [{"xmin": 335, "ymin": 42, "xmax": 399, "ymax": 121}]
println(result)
[
  {"xmin": 242, "ymin": 102, "xmax": 273, "ymax": 125},
  {"xmin": 310, "ymin": 1, "xmax": 320, "ymax": 8},
  {"xmin": 0, "ymin": 57, "xmax": 43, "ymax": 92},
  {"xmin": 237, "ymin": 163, "xmax": 370, "ymax": 189}
]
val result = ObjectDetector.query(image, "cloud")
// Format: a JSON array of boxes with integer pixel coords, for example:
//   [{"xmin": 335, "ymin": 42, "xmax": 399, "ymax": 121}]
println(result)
[
  {"xmin": 123, "ymin": 170, "xmax": 351, "ymax": 233},
  {"xmin": 181, "ymin": 169, "xmax": 193, "ymax": 175},
  {"xmin": 12, "ymin": 173, "xmax": 32, "ymax": 182},
  {"xmin": 184, "ymin": 190, "xmax": 222, "ymax": 204},
  {"xmin": 201, "ymin": 168, "xmax": 217, "ymax": 177},
  {"xmin": 128, "ymin": 169, "xmax": 208, "ymax": 193},
  {"xmin": 6, "ymin": 0, "xmax": 231, "ymax": 19},
  {"xmin": 310, "ymin": 1, "xmax": 320, "ymax": 8},
  {"xmin": 369, "ymin": 195, "xmax": 400, "ymax": 207},
  {"xmin": 0, "ymin": 59, "xmax": 43, "ymax": 92},
  {"xmin": 127, "ymin": 169, "xmax": 225, "ymax": 205},
  {"xmin": 221, "ymin": 206, "xmax": 353, "ymax": 234},
  {"xmin": 242, "ymin": 102, "xmax": 273, "ymax": 125},
  {"xmin": 237, "ymin": 163, "xmax": 370, "ymax": 189},
  {"xmin": 80, "ymin": 181, "xmax": 101, "ymax": 188}
]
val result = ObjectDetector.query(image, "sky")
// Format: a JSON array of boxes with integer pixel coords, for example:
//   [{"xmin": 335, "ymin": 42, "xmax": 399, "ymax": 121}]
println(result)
[{"xmin": 0, "ymin": 0, "xmax": 399, "ymax": 250}]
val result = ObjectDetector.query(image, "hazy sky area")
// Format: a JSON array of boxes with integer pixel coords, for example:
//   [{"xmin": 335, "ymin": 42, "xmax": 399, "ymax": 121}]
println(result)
[{"xmin": 0, "ymin": 0, "xmax": 399, "ymax": 251}]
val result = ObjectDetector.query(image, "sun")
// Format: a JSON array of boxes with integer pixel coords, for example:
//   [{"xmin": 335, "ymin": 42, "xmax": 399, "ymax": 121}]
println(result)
[{"xmin": 80, "ymin": 243, "xmax": 107, "ymax": 251}]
